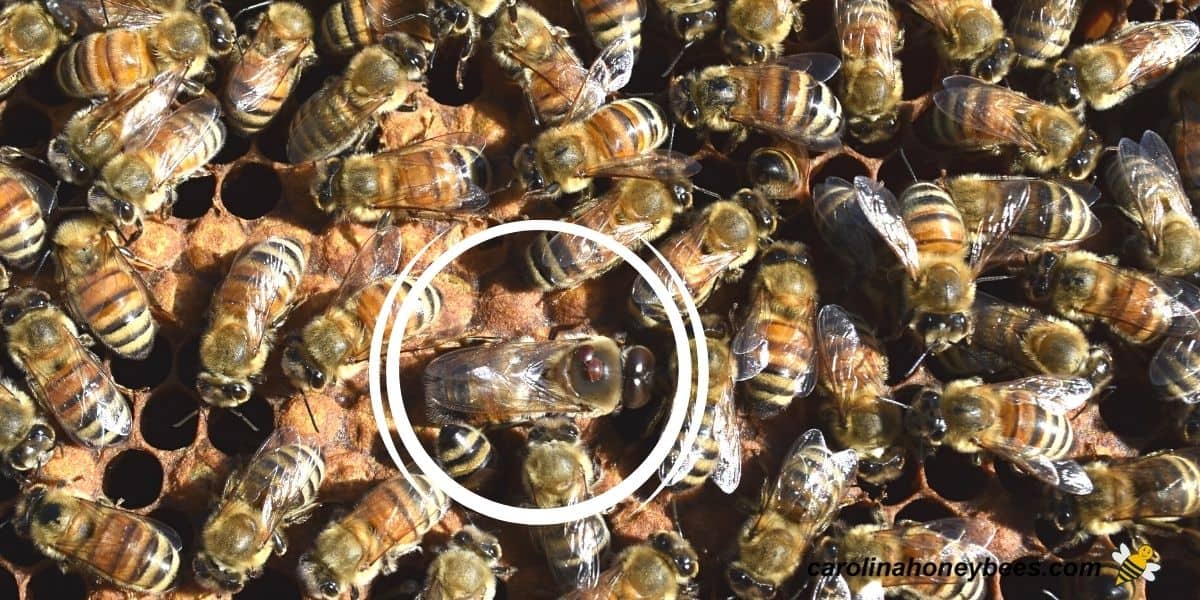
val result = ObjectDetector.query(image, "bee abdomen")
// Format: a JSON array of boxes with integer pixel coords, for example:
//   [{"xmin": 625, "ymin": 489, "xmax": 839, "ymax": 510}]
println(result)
[
  {"xmin": 56, "ymin": 30, "xmax": 154, "ymax": 98},
  {"xmin": 77, "ymin": 270, "xmax": 155, "ymax": 360},
  {"xmin": 88, "ymin": 512, "xmax": 181, "ymax": 592},
  {"xmin": 589, "ymin": 99, "xmax": 667, "ymax": 160},
  {"xmin": 318, "ymin": 0, "xmax": 371, "ymax": 55},
  {"xmin": 0, "ymin": 178, "xmax": 44, "ymax": 269},
  {"xmin": 901, "ymin": 183, "xmax": 966, "ymax": 255},
  {"xmin": 436, "ymin": 424, "xmax": 495, "ymax": 482},
  {"xmin": 53, "ymin": 364, "xmax": 130, "ymax": 447},
  {"xmin": 578, "ymin": 0, "xmax": 642, "ymax": 53}
]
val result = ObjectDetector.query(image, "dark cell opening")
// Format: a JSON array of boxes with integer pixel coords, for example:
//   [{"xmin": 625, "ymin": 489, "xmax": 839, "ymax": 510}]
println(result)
[
  {"xmin": 880, "ymin": 454, "xmax": 922, "ymax": 506},
  {"xmin": 0, "ymin": 104, "xmax": 50, "ymax": 148},
  {"xmin": 29, "ymin": 566, "xmax": 87, "ymax": 600},
  {"xmin": 234, "ymin": 568, "xmax": 303, "ymax": 600},
  {"xmin": 368, "ymin": 565, "xmax": 426, "ymax": 599},
  {"xmin": 894, "ymin": 498, "xmax": 957, "ymax": 523},
  {"xmin": 999, "ymin": 556, "xmax": 1062, "ymax": 599},
  {"xmin": 809, "ymin": 153, "xmax": 870, "ymax": 187},
  {"xmin": 212, "ymin": 134, "xmax": 252, "ymax": 165},
  {"xmin": 899, "ymin": 37, "xmax": 940, "ymax": 101},
  {"xmin": 994, "ymin": 459, "xmax": 1046, "ymax": 500},
  {"xmin": 221, "ymin": 162, "xmax": 281, "ymax": 220},
  {"xmin": 1035, "ymin": 515, "xmax": 1093, "ymax": 559},
  {"xmin": 208, "ymin": 394, "xmax": 275, "ymax": 456},
  {"xmin": 837, "ymin": 502, "xmax": 885, "ymax": 527},
  {"xmin": 103, "ymin": 449, "xmax": 164, "ymax": 509},
  {"xmin": 923, "ymin": 447, "xmax": 990, "ymax": 501},
  {"xmin": 177, "ymin": 337, "xmax": 201, "ymax": 388},
  {"xmin": 24, "ymin": 65, "xmax": 70, "ymax": 106},
  {"xmin": 0, "ymin": 476, "xmax": 16, "ymax": 502},
  {"xmin": 426, "ymin": 38, "xmax": 484, "ymax": 107},
  {"xmin": 0, "ymin": 509, "xmax": 44, "ymax": 566},
  {"xmin": 1100, "ymin": 386, "xmax": 1164, "ymax": 439},
  {"xmin": 141, "ymin": 386, "xmax": 200, "ymax": 450},
  {"xmin": 174, "ymin": 176, "xmax": 217, "ymax": 219},
  {"xmin": 110, "ymin": 334, "xmax": 172, "ymax": 388},
  {"xmin": 148, "ymin": 506, "xmax": 195, "ymax": 554},
  {"xmin": 0, "ymin": 567, "xmax": 16, "ymax": 600}
]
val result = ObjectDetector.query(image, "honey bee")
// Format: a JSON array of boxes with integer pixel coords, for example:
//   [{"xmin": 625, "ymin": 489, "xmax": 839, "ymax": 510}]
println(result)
[
  {"xmin": 427, "ymin": 0, "xmax": 511, "ymax": 88},
  {"xmin": 563, "ymin": 531, "xmax": 699, "ymax": 600},
  {"xmin": 931, "ymin": 75, "xmax": 1103, "ymax": 180},
  {"xmin": 198, "ymin": 236, "xmax": 308, "ymax": 407},
  {"xmin": 0, "ymin": 2, "xmax": 65, "ymax": 99},
  {"xmin": 854, "ymin": 175, "xmax": 1026, "ymax": 351},
  {"xmin": 629, "ymin": 190, "xmax": 775, "ymax": 327},
  {"xmin": 746, "ymin": 146, "xmax": 802, "ymax": 200},
  {"xmin": 524, "ymin": 178, "xmax": 689, "ymax": 291},
  {"xmin": 669, "ymin": 54, "xmax": 844, "ymax": 150},
  {"xmin": 722, "ymin": 0, "xmax": 802, "ymax": 65},
  {"xmin": 957, "ymin": 294, "xmax": 1114, "ymax": 390},
  {"xmin": 87, "ymin": 95, "xmax": 226, "ymax": 237},
  {"xmin": 299, "ymin": 474, "xmax": 451, "ymax": 599},
  {"xmin": 287, "ymin": 45, "xmax": 423, "ymax": 164},
  {"xmin": 15, "ymin": 484, "xmax": 182, "ymax": 593},
  {"xmin": 732, "ymin": 241, "xmax": 818, "ymax": 419},
  {"xmin": 1008, "ymin": 0, "xmax": 1085, "ymax": 69},
  {"xmin": 907, "ymin": 375, "xmax": 1095, "ymax": 494},
  {"xmin": 48, "ymin": 69, "xmax": 184, "ymax": 186},
  {"xmin": 435, "ymin": 423, "xmax": 498, "ymax": 489},
  {"xmin": 51, "ymin": 214, "xmax": 157, "ymax": 361},
  {"xmin": 1168, "ymin": 65, "xmax": 1200, "ymax": 201},
  {"xmin": 835, "ymin": 0, "xmax": 904, "ymax": 143},
  {"xmin": 317, "ymin": 0, "xmax": 433, "ymax": 57},
  {"xmin": 40, "ymin": 0, "xmax": 234, "ymax": 53},
  {"xmin": 491, "ymin": 3, "xmax": 634, "ymax": 126},
  {"xmin": 0, "ymin": 156, "xmax": 52, "ymax": 271},
  {"xmin": 312, "ymin": 134, "xmax": 490, "ymax": 223},
  {"xmin": 1150, "ymin": 334, "xmax": 1200, "ymax": 404},
  {"xmin": 196, "ymin": 427, "xmax": 325, "ymax": 593},
  {"xmin": 940, "ymin": 174, "xmax": 1101, "ymax": 251},
  {"xmin": 1047, "ymin": 447, "xmax": 1200, "ymax": 549},
  {"xmin": 514, "ymin": 98, "xmax": 698, "ymax": 198},
  {"xmin": 814, "ymin": 304, "xmax": 904, "ymax": 484},
  {"xmin": 575, "ymin": 0, "xmax": 642, "ymax": 57},
  {"xmin": 812, "ymin": 176, "xmax": 883, "ymax": 284},
  {"xmin": 422, "ymin": 526, "xmax": 508, "ymax": 600},
  {"xmin": 1044, "ymin": 20, "xmax": 1200, "ymax": 113},
  {"xmin": 814, "ymin": 518, "xmax": 996, "ymax": 600},
  {"xmin": 899, "ymin": 0, "xmax": 1014, "ymax": 82},
  {"xmin": 523, "ymin": 416, "xmax": 611, "ymax": 591},
  {"xmin": 0, "ymin": 378, "xmax": 54, "ymax": 477},
  {"xmin": 726, "ymin": 428, "xmax": 857, "ymax": 600},
  {"xmin": 424, "ymin": 336, "xmax": 654, "ymax": 427},
  {"xmin": 1106, "ymin": 130, "xmax": 1200, "ymax": 277},
  {"xmin": 222, "ymin": 2, "xmax": 318, "ymax": 136},
  {"xmin": 2, "ymin": 288, "xmax": 131, "ymax": 449},
  {"xmin": 660, "ymin": 334, "xmax": 741, "ymax": 493},
  {"xmin": 654, "ymin": 0, "xmax": 717, "ymax": 47},
  {"xmin": 55, "ymin": 11, "xmax": 217, "ymax": 99}
]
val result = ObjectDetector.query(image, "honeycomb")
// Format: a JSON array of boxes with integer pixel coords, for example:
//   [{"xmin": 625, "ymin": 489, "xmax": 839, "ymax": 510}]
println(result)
[{"xmin": 0, "ymin": 0, "xmax": 1198, "ymax": 598}]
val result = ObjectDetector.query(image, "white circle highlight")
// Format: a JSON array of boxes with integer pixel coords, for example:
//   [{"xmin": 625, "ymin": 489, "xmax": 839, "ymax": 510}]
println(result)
[{"xmin": 368, "ymin": 219, "xmax": 709, "ymax": 526}]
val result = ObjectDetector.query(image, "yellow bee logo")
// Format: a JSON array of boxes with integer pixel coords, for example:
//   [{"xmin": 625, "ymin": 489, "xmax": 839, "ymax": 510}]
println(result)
[{"xmin": 1112, "ymin": 542, "xmax": 1162, "ymax": 585}]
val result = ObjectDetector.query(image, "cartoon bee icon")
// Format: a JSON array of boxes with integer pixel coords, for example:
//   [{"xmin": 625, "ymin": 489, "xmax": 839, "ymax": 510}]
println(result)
[{"xmin": 1112, "ymin": 543, "xmax": 1161, "ymax": 585}]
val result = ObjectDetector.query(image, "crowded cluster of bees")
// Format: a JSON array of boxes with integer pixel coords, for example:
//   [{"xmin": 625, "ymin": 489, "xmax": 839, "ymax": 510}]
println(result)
[{"xmin": 4, "ymin": 0, "xmax": 1200, "ymax": 597}]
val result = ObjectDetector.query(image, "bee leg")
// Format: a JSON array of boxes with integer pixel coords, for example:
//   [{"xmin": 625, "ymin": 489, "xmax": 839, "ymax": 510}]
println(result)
[
  {"xmin": 454, "ymin": 27, "xmax": 479, "ymax": 90},
  {"xmin": 271, "ymin": 531, "xmax": 288, "ymax": 555}
]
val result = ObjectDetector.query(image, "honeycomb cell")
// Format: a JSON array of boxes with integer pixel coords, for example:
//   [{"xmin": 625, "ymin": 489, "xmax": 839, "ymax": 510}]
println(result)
[
  {"xmin": 809, "ymin": 154, "xmax": 870, "ymax": 186},
  {"xmin": 0, "ymin": 513, "xmax": 44, "ymax": 566},
  {"xmin": 208, "ymin": 394, "xmax": 275, "ymax": 456},
  {"xmin": 176, "ymin": 337, "xmax": 202, "ymax": 389},
  {"xmin": 148, "ymin": 506, "xmax": 195, "ymax": 555},
  {"xmin": 109, "ymin": 334, "xmax": 172, "ymax": 389},
  {"xmin": 1100, "ymin": 387, "xmax": 1165, "ymax": 439},
  {"xmin": 837, "ymin": 501, "xmax": 886, "ymax": 527},
  {"xmin": 140, "ymin": 386, "xmax": 200, "ymax": 450},
  {"xmin": 425, "ymin": 39, "xmax": 484, "ymax": 107},
  {"xmin": 173, "ymin": 176, "xmax": 217, "ymax": 220},
  {"xmin": 222, "ymin": 162, "xmax": 282, "ymax": 220},
  {"xmin": 28, "ymin": 566, "xmax": 86, "ymax": 600},
  {"xmin": 998, "ymin": 556, "xmax": 1061, "ymax": 599},
  {"xmin": 923, "ymin": 447, "xmax": 990, "ymax": 501},
  {"xmin": 894, "ymin": 498, "xmax": 957, "ymax": 523},
  {"xmin": 880, "ymin": 454, "xmax": 923, "ymax": 506},
  {"xmin": 0, "ymin": 103, "xmax": 50, "ymax": 148},
  {"xmin": 0, "ymin": 475, "xmax": 16, "ymax": 502},
  {"xmin": 212, "ymin": 134, "xmax": 253, "ymax": 165},
  {"xmin": 235, "ymin": 568, "xmax": 303, "ymax": 600},
  {"xmin": 103, "ymin": 449, "xmax": 163, "ymax": 509},
  {"xmin": 1147, "ymin": 560, "xmax": 1193, "ymax": 599}
]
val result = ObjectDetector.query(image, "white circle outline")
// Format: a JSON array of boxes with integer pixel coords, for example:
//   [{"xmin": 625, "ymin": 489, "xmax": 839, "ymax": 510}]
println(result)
[{"xmin": 368, "ymin": 219, "xmax": 709, "ymax": 526}]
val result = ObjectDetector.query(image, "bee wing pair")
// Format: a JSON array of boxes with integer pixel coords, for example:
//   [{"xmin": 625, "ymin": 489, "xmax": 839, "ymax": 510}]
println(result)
[
  {"xmin": 731, "ymin": 286, "xmax": 818, "ymax": 397},
  {"xmin": 364, "ymin": 133, "xmax": 491, "ymax": 211},
  {"xmin": 553, "ymin": 195, "xmax": 658, "ymax": 270},
  {"xmin": 1115, "ymin": 130, "xmax": 1197, "ymax": 253},
  {"xmin": 76, "ymin": 70, "xmax": 186, "ymax": 161},
  {"xmin": 815, "ymin": 304, "xmax": 888, "ymax": 416},
  {"xmin": 120, "ymin": 92, "xmax": 223, "ymax": 194},
  {"xmin": 834, "ymin": 0, "xmax": 897, "ymax": 64},
  {"xmin": 327, "ymin": 221, "xmax": 405, "ymax": 312},
  {"xmin": 727, "ymin": 54, "xmax": 843, "ymax": 149},
  {"xmin": 231, "ymin": 36, "xmax": 316, "ymax": 117},
  {"xmin": 50, "ymin": 0, "xmax": 169, "ymax": 33},
  {"xmin": 222, "ymin": 427, "xmax": 324, "ymax": 534},
  {"xmin": 577, "ymin": 150, "xmax": 701, "ymax": 190},
  {"xmin": 630, "ymin": 220, "xmax": 738, "ymax": 310},
  {"xmin": 1100, "ymin": 21, "xmax": 1200, "ymax": 100},
  {"xmin": 663, "ymin": 358, "xmax": 742, "ymax": 493},
  {"xmin": 564, "ymin": 36, "xmax": 637, "ymax": 123},
  {"xmin": 770, "ymin": 429, "xmax": 857, "ymax": 529},
  {"xmin": 933, "ymin": 76, "xmax": 1055, "ymax": 152}
]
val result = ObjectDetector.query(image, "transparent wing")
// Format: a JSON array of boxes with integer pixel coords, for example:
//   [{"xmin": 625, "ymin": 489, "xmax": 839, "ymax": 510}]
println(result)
[
  {"xmin": 225, "ymin": 427, "xmax": 323, "ymax": 535},
  {"xmin": 979, "ymin": 429, "xmax": 1094, "ymax": 493},
  {"xmin": 899, "ymin": 0, "xmax": 959, "ymax": 37},
  {"xmin": 329, "ymin": 223, "xmax": 405, "ymax": 310},
  {"xmin": 1152, "ymin": 273, "xmax": 1200, "ymax": 336},
  {"xmin": 773, "ymin": 53, "xmax": 842, "ymax": 82},
  {"xmin": 966, "ymin": 176, "xmax": 1029, "ymax": 270},
  {"xmin": 816, "ymin": 304, "xmax": 874, "ymax": 406},
  {"xmin": 41, "ymin": 497, "xmax": 181, "ymax": 567},
  {"xmin": 709, "ymin": 381, "xmax": 743, "ymax": 493},
  {"xmin": 971, "ymin": 375, "xmax": 1092, "ymax": 412},
  {"xmin": 55, "ymin": 0, "xmax": 171, "ymax": 31},
  {"xmin": 934, "ymin": 76, "xmax": 1048, "ymax": 152},
  {"xmin": 772, "ymin": 428, "xmax": 857, "ymax": 524},
  {"xmin": 836, "ymin": 0, "xmax": 896, "ymax": 66},
  {"xmin": 731, "ymin": 286, "xmax": 772, "ymax": 381},
  {"xmin": 630, "ymin": 219, "xmax": 739, "ymax": 309},
  {"xmin": 812, "ymin": 177, "xmax": 880, "ymax": 274},
  {"xmin": 565, "ymin": 36, "xmax": 636, "ymax": 122},
  {"xmin": 1108, "ymin": 21, "xmax": 1200, "ymax": 94},
  {"xmin": 552, "ymin": 194, "xmax": 657, "ymax": 275},
  {"xmin": 1115, "ymin": 131, "xmax": 1194, "ymax": 250},
  {"xmin": 363, "ymin": 136, "xmax": 490, "ymax": 211},
  {"xmin": 1149, "ymin": 335, "xmax": 1200, "ymax": 403},
  {"xmin": 809, "ymin": 571, "xmax": 852, "ymax": 600},
  {"xmin": 230, "ymin": 38, "xmax": 313, "ymax": 117},
  {"xmin": 551, "ymin": 516, "xmax": 609, "ymax": 591},
  {"xmin": 727, "ymin": 64, "xmax": 842, "ymax": 149},
  {"xmin": 855, "ymin": 177, "xmax": 920, "ymax": 280},
  {"xmin": 129, "ymin": 96, "xmax": 222, "ymax": 189},
  {"xmin": 580, "ymin": 150, "xmax": 701, "ymax": 183},
  {"xmin": 216, "ymin": 238, "xmax": 305, "ymax": 356},
  {"xmin": 79, "ymin": 69, "xmax": 182, "ymax": 155}
]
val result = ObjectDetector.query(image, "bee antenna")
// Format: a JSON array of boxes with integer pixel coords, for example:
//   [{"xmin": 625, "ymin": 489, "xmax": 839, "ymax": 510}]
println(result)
[
  {"xmin": 100, "ymin": 0, "xmax": 109, "ymax": 27},
  {"xmin": 878, "ymin": 396, "xmax": 910, "ymax": 410},
  {"xmin": 693, "ymin": 185, "xmax": 722, "ymax": 200},
  {"xmin": 661, "ymin": 41, "xmax": 694, "ymax": 78},
  {"xmin": 300, "ymin": 395, "xmax": 320, "ymax": 434},
  {"xmin": 975, "ymin": 274, "xmax": 1015, "ymax": 283},
  {"xmin": 232, "ymin": 0, "xmax": 273, "ymax": 21},
  {"xmin": 899, "ymin": 147, "xmax": 918, "ymax": 182},
  {"xmin": 1041, "ymin": 591, "xmax": 1062, "ymax": 600},
  {"xmin": 668, "ymin": 123, "xmax": 676, "ymax": 153},
  {"xmin": 172, "ymin": 409, "xmax": 199, "ymax": 429},
  {"xmin": 901, "ymin": 344, "xmax": 936, "ymax": 380},
  {"xmin": 0, "ymin": 146, "xmax": 47, "ymax": 167},
  {"xmin": 230, "ymin": 408, "xmax": 260, "ymax": 432}
]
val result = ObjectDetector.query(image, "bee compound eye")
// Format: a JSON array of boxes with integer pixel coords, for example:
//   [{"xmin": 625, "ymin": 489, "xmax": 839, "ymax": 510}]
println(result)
[
  {"xmin": 573, "ymin": 344, "xmax": 607, "ymax": 384},
  {"xmin": 36, "ymin": 502, "xmax": 62, "ymax": 526},
  {"xmin": 676, "ymin": 555, "xmax": 696, "ymax": 575}
]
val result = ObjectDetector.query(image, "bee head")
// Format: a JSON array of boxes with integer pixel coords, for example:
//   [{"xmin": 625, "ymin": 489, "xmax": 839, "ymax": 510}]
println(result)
[
  {"xmin": 281, "ymin": 339, "xmax": 327, "ymax": 392},
  {"xmin": 194, "ymin": 552, "xmax": 247, "ymax": 593},
  {"xmin": 668, "ymin": 75, "xmax": 701, "ymax": 129},
  {"xmin": 620, "ymin": 345, "xmax": 655, "ymax": 410},
  {"xmin": 513, "ymin": 144, "xmax": 547, "ymax": 192},
  {"xmin": 199, "ymin": 2, "xmax": 236, "ymax": 55},
  {"xmin": 849, "ymin": 112, "xmax": 900, "ymax": 144},
  {"xmin": 907, "ymin": 387, "xmax": 947, "ymax": 453},
  {"xmin": 733, "ymin": 188, "xmax": 778, "ymax": 238},
  {"xmin": 312, "ymin": 158, "xmax": 344, "ymax": 212},
  {"xmin": 1, "ymin": 288, "xmax": 50, "ymax": 326},
  {"xmin": 674, "ymin": 9, "xmax": 717, "ymax": 44},
  {"xmin": 1065, "ymin": 130, "xmax": 1102, "ymax": 180},
  {"xmin": 297, "ymin": 551, "xmax": 344, "ymax": 599},
  {"xmin": 8, "ymin": 422, "xmax": 54, "ymax": 474},
  {"xmin": 1043, "ymin": 61, "xmax": 1084, "ymax": 113},
  {"xmin": 12, "ymin": 484, "xmax": 50, "ymax": 537},
  {"xmin": 455, "ymin": 527, "xmax": 502, "ymax": 561},
  {"xmin": 650, "ymin": 531, "xmax": 698, "ymax": 578},
  {"xmin": 720, "ymin": 29, "xmax": 766, "ymax": 65},
  {"xmin": 430, "ymin": 0, "xmax": 472, "ymax": 37},
  {"xmin": 196, "ymin": 372, "xmax": 253, "ymax": 407},
  {"xmin": 528, "ymin": 416, "xmax": 580, "ymax": 444},
  {"xmin": 47, "ymin": 136, "xmax": 89, "ymax": 185},
  {"xmin": 972, "ymin": 36, "xmax": 1014, "ymax": 83}
]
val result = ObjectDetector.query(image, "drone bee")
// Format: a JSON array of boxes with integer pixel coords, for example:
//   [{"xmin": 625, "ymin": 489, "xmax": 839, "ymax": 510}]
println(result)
[
  {"xmin": 52, "ymin": 214, "xmax": 157, "ymax": 361},
  {"xmin": 726, "ymin": 428, "xmax": 857, "ymax": 599},
  {"xmin": 196, "ymin": 428, "xmax": 325, "ymax": 593},
  {"xmin": 287, "ymin": 45, "xmax": 423, "ymax": 164},
  {"xmin": 87, "ymin": 95, "xmax": 225, "ymax": 238},
  {"xmin": 563, "ymin": 531, "xmax": 699, "ymax": 600},
  {"xmin": 0, "ymin": 2, "xmax": 66, "ymax": 99},
  {"xmin": 222, "ymin": 2, "xmax": 318, "ymax": 136},
  {"xmin": 1106, "ymin": 130, "xmax": 1200, "ymax": 277},
  {"xmin": 0, "ymin": 378, "xmax": 54, "ymax": 477},
  {"xmin": 422, "ymin": 526, "xmax": 509, "ymax": 600},
  {"xmin": 2, "ymin": 288, "xmax": 131, "ymax": 449},
  {"xmin": 629, "ymin": 191, "xmax": 775, "ymax": 327},
  {"xmin": 514, "ymin": 98, "xmax": 698, "ymax": 198},
  {"xmin": 15, "ymin": 484, "xmax": 182, "ymax": 593},
  {"xmin": 1044, "ymin": 20, "xmax": 1200, "ymax": 112},
  {"xmin": 525, "ymin": 178, "xmax": 689, "ymax": 291},
  {"xmin": 835, "ymin": 0, "xmax": 904, "ymax": 143},
  {"xmin": 941, "ymin": 174, "xmax": 1100, "ymax": 251},
  {"xmin": 669, "ymin": 54, "xmax": 844, "ymax": 150},
  {"xmin": 722, "ymin": 0, "xmax": 803, "ymax": 65},
  {"xmin": 299, "ymin": 474, "xmax": 450, "ymax": 599},
  {"xmin": 900, "ymin": 0, "xmax": 1014, "ymax": 82},
  {"xmin": 1008, "ymin": 0, "xmax": 1085, "ymax": 69},
  {"xmin": 931, "ymin": 76, "xmax": 1102, "ymax": 180},
  {"xmin": 523, "ymin": 417, "xmax": 611, "ymax": 591},
  {"xmin": 491, "ymin": 3, "xmax": 634, "ymax": 126},
  {"xmin": 660, "ymin": 334, "xmax": 741, "ymax": 494},
  {"xmin": 424, "ymin": 336, "xmax": 655, "ymax": 427},
  {"xmin": 908, "ymin": 375, "xmax": 1095, "ymax": 494},
  {"xmin": 0, "ymin": 156, "xmax": 52, "ymax": 272},
  {"xmin": 198, "ymin": 236, "xmax": 307, "ymax": 407},
  {"xmin": 733, "ymin": 241, "xmax": 818, "ymax": 419}
]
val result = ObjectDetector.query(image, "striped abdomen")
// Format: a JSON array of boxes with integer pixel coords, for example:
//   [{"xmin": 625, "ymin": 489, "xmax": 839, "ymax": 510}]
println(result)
[
  {"xmin": 737, "ymin": 65, "xmax": 842, "ymax": 146},
  {"xmin": 1105, "ymin": 447, "xmax": 1200, "ymax": 521},
  {"xmin": 213, "ymin": 237, "xmax": 306, "ymax": 334},
  {"xmin": 582, "ymin": 99, "xmax": 668, "ymax": 167},
  {"xmin": 1010, "ymin": 0, "xmax": 1083, "ymax": 68},
  {"xmin": 318, "ymin": 0, "xmax": 431, "ymax": 56},
  {"xmin": 56, "ymin": 29, "xmax": 156, "ymax": 98},
  {"xmin": 743, "ymin": 269, "xmax": 817, "ymax": 415},
  {"xmin": 288, "ymin": 76, "xmax": 389, "ymax": 163},
  {"xmin": 240, "ymin": 443, "xmax": 326, "ymax": 513},
  {"xmin": 1067, "ymin": 263, "xmax": 1172, "ymax": 345},
  {"xmin": 1019, "ymin": 179, "xmax": 1096, "ymax": 243},
  {"xmin": 224, "ymin": 38, "xmax": 312, "ymax": 135},
  {"xmin": 535, "ymin": 516, "xmax": 610, "ymax": 590},
  {"xmin": 870, "ymin": 532, "xmax": 987, "ymax": 600},
  {"xmin": 0, "ymin": 169, "xmax": 46, "ymax": 269},
  {"xmin": 367, "ymin": 146, "xmax": 489, "ymax": 210},
  {"xmin": 1150, "ymin": 336, "xmax": 1200, "ymax": 402},
  {"xmin": 436, "ymin": 424, "xmax": 495, "ymax": 483},
  {"xmin": 930, "ymin": 86, "xmax": 1002, "ymax": 148},
  {"xmin": 576, "ymin": 0, "xmax": 642, "ymax": 54},
  {"xmin": 60, "ymin": 240, "xmax": 155, "ymax": 361},
  {"xmin": 1173, "ymin": 110, "xmax": 1200, "ymax": 199},
  {"xmin": 668, "ymin": 394, "xmax": 721, "ymax": 491},
  {"xmin": 58, "ymin": 501, "xmax": 180, "ymax": 592},
  {"xmin": 339, "ymin": 274, "xmax": 440, "ymax": 357},
  {"xmin": 137, "ymin": 98, "xmax": 225, "ymax": 192},
  {"xmin": 988, "ymin": 400, "xmax": 1074, "ymax": 460},
  {"xmin": 327, "ymin": 476, "xmax": 450, "ymax": 574},
  {"xmin": 901, "ymin": 183, "xmax": 966, "ymax": 256}
]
